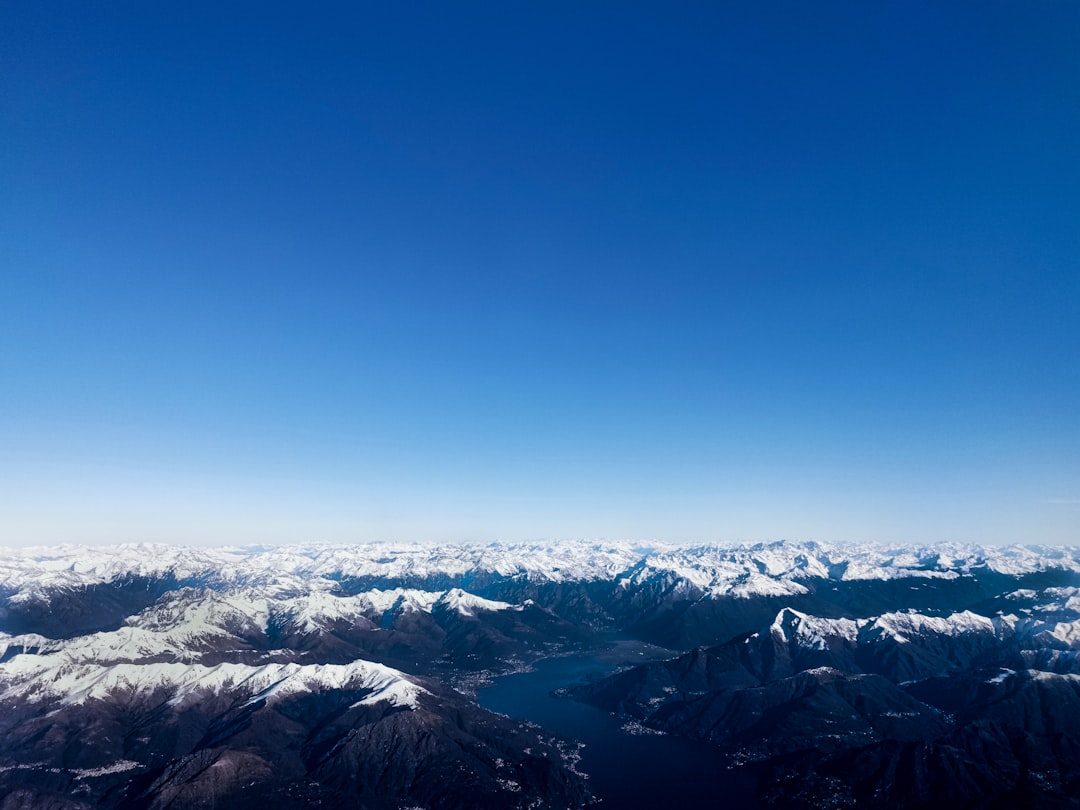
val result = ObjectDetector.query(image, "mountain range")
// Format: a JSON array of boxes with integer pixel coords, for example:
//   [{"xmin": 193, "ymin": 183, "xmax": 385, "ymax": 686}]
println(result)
[{"xmin": 2, "ymin": 541, "xmax": 1080, "ymax": 808}]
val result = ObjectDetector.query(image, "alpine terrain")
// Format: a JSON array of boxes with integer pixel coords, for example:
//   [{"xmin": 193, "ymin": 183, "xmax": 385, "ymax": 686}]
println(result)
[{"xmin": 3, "ymin": 541, "xmax": 1080, "ymax": 808}]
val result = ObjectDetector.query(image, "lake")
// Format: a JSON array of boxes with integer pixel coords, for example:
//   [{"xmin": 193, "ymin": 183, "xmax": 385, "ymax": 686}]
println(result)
[{"xmin": 477, "ymin": 641, "xmax": 761, "ymax": 808}]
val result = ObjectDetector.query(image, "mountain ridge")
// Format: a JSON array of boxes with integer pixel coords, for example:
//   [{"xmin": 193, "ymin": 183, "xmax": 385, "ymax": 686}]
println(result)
[{"xmin": 3, "ymin": 540, "xmax": 1080, "ymax": 808}]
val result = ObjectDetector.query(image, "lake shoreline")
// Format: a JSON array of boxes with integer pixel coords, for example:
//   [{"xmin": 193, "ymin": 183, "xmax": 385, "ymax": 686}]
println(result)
[{"xmin": 477, "ymin": 641, "xmax": 762, "ymax": 808}]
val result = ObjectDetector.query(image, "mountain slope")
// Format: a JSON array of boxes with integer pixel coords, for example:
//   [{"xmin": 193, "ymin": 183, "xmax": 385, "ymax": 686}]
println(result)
[{"xmin": 3, "ymin": 540, "xmax": 1080, "ymax": 808}]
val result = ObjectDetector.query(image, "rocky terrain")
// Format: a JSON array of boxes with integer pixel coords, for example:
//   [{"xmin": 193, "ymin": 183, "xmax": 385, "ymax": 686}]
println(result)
[{"xmin": 2, "ymin": 541, "xmax": 1080, "ymax": 808}]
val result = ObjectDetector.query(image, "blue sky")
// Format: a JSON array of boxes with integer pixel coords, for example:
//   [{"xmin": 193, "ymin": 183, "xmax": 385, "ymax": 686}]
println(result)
[{"xmin": 2, "ymin": 2, "xmax": 1078, "ymax": 546}]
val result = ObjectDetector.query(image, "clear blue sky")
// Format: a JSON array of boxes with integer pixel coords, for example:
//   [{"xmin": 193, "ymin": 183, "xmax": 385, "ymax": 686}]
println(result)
[{"xmin": 2, "ymin": 2, "xmax": 1078, "ymax": 546}]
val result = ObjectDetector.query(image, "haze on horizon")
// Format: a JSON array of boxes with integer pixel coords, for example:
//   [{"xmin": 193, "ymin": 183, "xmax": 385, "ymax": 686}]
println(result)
[{"xmin": 2, "ymin": 3, "xmax": 1078, "ymax": 548}]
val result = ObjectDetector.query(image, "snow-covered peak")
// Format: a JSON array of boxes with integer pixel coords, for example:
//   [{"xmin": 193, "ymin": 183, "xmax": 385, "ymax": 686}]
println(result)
[
  {"xmin": 0, "ymin": 655, "xmax": 427, "ymax": 709},
  {"xmin": 865, "ymin": 610, "xmax": 998, "ymax": 644},
  {"xmin": 356, "ymin": 588, "xmax": 443, "ymax": 616},
  {"xmin": 434, "ymin": 589, "xmax": 519, "ymax": 617},
  {"xmin": 768, "ymin": 608, "xmax": 859, "ymax": 648},
  {"xmin": 132, "ymin": 587, "xmax": 270, "ymax": 635}
]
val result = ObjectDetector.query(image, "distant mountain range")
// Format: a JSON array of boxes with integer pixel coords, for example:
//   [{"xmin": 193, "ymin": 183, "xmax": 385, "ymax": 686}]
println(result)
[{"xmin": 2, "ymin": 541, "xmax": 1080, "ymax": 808}]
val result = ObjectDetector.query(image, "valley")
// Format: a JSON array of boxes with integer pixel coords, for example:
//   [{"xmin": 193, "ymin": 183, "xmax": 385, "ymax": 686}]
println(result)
[{"xmin": 2, "ymin": 541, "xmax": 1080, "ymax": 808}]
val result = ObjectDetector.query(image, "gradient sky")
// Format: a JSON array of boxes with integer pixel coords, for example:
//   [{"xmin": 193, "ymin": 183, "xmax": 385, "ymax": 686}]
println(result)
[{"xmin": 2, "ymin": 2, "xmax": 1078, "ymax": 546}]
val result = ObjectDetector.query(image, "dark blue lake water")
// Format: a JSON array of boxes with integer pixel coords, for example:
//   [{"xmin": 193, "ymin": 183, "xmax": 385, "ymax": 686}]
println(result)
[{"xmin": 477, "ymin": 643, "xmax": 761, "ymax": 808}]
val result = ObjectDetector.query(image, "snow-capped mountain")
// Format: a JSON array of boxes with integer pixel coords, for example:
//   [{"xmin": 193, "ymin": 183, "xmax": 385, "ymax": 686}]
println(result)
[
  {"xmin": 5, "ymin": 540, "xmax": 1078, "ymax": 603},
  {"xmin": 0, "ymin": 656, "xmax": 427, "ymax": 708},
  {"xmin": 2, "ymin": 540, "xmax": 1080, "ymax": 808}
]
